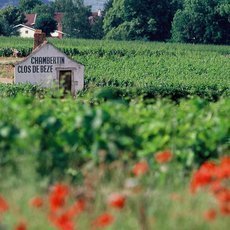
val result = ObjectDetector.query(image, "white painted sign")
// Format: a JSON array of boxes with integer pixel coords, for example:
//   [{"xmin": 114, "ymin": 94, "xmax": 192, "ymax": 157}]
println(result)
[{"xmin": 14, "ymin": 42, "xmax": 84, "ymax": 95}]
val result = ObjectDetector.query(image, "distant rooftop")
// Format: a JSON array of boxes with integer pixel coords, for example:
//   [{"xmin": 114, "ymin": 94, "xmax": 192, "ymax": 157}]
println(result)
[{"xmin": 25, "ymin": 14, "xmax": 37, "ymax": 27}]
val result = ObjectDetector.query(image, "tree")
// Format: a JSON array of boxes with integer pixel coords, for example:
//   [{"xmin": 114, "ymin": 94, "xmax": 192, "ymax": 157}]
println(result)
[
  {"xmin": 171, "ymin": 0, "xmax": 230, "ymax": 44},
  {"xmin": 35, "ymin": 13, "xmax": 57, "ymax": 36},
  {"xmin": 62, "ymin": 0, "xmax": 91, "ymax": 38},
  {"xmin": 91, "ymin": 16, "xmax": 104, "ymax": 39},
  {"xmin": 0, "ymin": 6, "xmax": 26, "ymax": 36},
  {"xmin": 90, "ymin": 0, "xmax": 112, "ymax": 39},
  {"xmin": 52, "ymin": 0, "xmax": 67, "ymax": 12},
  {"xmin": 32, "ymin": 2, "xmax": 58, "ymax": 37},
  {"xmin": 33, "ymin": 3, "xmax": 55, "ymax": 15},
  {"xmin": 0, "ymin": 17, "xmax": 6, "ymax": 35},
  {"xmin": 104, "ymin": 0, "xmax": 114, "ymax": 13},
  {"xmin": 103, "ymin": 0, "xmax": 180, "ymax": 41},
  {"xmin": 19, "ymin": 0, "xmax": 43, "ymax": 13}
]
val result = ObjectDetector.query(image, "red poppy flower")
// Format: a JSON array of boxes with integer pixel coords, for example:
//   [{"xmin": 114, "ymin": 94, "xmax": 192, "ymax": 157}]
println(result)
[
  {"xmin": 108, "ymin": 193, "xmax": 126, "ymax": 209},
  {"xmin": 216, "ymin": 156, "xmax": 230, "ymax": 179},
  {"xmin": 52, "ymin": 184, "xmax": 69, "ymax": 198},
  {"xmin": 49, "ymin": 212, "xmax": 74, "ymax": 230},
  {"xmin": 154, "ymin": 150, "xmax": 173, "ymax": 164},
  {"xmin": 92, "ymin": 213, "xmax": 115, "ymax": 228},
  {"xmin": 132, "ymin": 161, "xmax": 149, "ymax": 176},
  {"xmin": 0, "ymin": 195, "xmax": 9, "ymax": 213},
  {"xmin": 220, "ymin": 203, "xmax": 230, "ymax": 216},
  {"xmin": 203, "ymin": 209, "xmax": 217, "ymax": 221},
  {"xmin": 215, "ymin": 189, "xmax": 230, "ymax": 203},
  {"xmin": 15, "ymin": 221, "xmax": 27, "ymax": 230},
  {"xmin": 49, "ymin": 195, "xmax": 66, "ymax": 212},
  {"xmin": 190, "ymin": 162, "xmax": 217, "ymax": 193},
  {"xmin": 55, "ymin": 214, "xmax": 74, "ymax": 230},
  {"xmin": 29, "ymin": 196, "xmax": 43, "ymax": 208},
  {"xmin": 49, "ymin": 184, "xmax": 69, "ymax": 212},
  {"xmin": 191, "ymin": 156, "xmax": 230, "ymax": 218},
  {"xmin": 65, "ymin": 199, "xmax": 86, "ymax": 218},
  {"xmin": 210, "ymin": 180, "xmax": 224, "ymax": 194},
  {"xmin": 220, "ymin": 156, "xmax": 230, "ymax": 166}
]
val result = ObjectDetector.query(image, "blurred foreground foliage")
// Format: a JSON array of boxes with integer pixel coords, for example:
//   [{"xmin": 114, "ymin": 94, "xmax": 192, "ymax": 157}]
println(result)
[{"xmin": 0, "ymin": 94, "xmax": 229, "ymax": 181}]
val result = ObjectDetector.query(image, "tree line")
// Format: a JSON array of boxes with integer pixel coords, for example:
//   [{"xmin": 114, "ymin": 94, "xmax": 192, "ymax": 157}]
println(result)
[
  {"xmin": 0, "ymin": 0, "xmax": 229, "ymax": 44},
  {"xmin": 0, "ymin": 0, "xmax": 102, "ymax": 38},
  {"xmin": 104, "ymin": 0, "xmax": 229, "ymax": 44}
]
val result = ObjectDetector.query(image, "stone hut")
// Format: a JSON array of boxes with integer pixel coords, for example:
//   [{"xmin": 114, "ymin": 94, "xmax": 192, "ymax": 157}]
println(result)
[{"xmin": 14, "ymin": 30, "xmax": 84, "ymax": 95}]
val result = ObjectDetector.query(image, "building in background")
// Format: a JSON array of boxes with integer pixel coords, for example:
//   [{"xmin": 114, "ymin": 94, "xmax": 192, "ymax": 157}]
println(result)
[
  {"xmin": 14, "ymin": 30, "xmax": 84, "ymax": 95},
  {"xmin": 14, "ymin": 13, "xmax": 65, "ymax": 39}
]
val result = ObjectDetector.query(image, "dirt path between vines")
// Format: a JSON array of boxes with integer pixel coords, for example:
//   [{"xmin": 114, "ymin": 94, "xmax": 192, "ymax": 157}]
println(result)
[
  {"xmin": 0, "ymin": 78, "xmax": 13, "ymax": 84},
  {"xmin": 0, "ymin": 57, "xmax": 23, "ymax": 84},
  {"xmin": 0, "ymin": 57, "xmax": 23, "ymax": 64}
]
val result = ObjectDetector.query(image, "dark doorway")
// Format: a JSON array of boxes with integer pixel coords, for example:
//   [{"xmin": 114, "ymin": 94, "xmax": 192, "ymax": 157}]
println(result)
[{"xmin": 59, "ymin": 70, "xmax": 72, "ymax": 94}]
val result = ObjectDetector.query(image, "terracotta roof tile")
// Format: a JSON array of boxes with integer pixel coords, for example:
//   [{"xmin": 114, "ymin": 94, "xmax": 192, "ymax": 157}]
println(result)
[
  {"xmin": 25, "ymin": 14, "xmax": 37, "ymax": 26},
  {"xmin": 24, "ymin": 13, "xmax": 64, "ymax": 35}
]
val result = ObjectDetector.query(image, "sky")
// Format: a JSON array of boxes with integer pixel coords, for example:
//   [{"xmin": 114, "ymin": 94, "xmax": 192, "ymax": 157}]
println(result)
[{"xmin": 84, "ymin": 0, "xmax": 106, "ymax": 11}]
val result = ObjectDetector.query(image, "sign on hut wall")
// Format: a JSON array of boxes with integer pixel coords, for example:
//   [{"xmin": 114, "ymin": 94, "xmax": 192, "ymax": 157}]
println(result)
[{"xmin": 14, "ymin": 40, "xmax": 84, "ymax": 95}]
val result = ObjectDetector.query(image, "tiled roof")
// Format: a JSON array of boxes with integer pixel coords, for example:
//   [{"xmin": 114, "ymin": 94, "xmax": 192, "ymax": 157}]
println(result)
[
  {"xmin": 25, "ymin": 14, "xmax": 37, "ymax": 27},
  {"xmin": 24, "ymin": 13, "xmax": 64, "ymax": 33},
  {"xmin": 92, "ymin": 12, "xmax": 99, "ymax": 17}
]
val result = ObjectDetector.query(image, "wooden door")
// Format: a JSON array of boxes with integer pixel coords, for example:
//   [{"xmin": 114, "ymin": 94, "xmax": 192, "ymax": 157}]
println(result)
[{"xmin": 59, "ymin": 70, "xmax": 72, "ymax": 94}]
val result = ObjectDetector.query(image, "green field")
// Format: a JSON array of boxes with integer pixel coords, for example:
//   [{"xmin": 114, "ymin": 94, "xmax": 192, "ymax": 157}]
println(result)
[
  {"xmin": 0, "ymin": 37, "xmax": 229, "ymax": 229},
  {"xmin": 0, "ymin": 37, "xmax": 230, "ymax": 99}
]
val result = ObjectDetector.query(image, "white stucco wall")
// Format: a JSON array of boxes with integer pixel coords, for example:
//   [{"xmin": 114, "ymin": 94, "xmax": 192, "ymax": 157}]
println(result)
[
  {"xmin": 14, "ymin": 43, "xmax": 84, "ymax": 94},
  {"xmin": 18, "ymin": 27, "xmax": 35, "ymax": 38},
  {"xmin": 16, "ymin": 25, "xmax": 63, "ymax": 39},
  {"xmin": 51, "ymin": 31, "xmax": 59, "ymax": 37}
]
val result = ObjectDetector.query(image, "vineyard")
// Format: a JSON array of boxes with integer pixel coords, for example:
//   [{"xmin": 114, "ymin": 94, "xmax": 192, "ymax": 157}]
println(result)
[
  {"xmin": 0, "ymin": 37, "xmax": 230, "ymax": 99},
  {"xmin": 0, "ymin": 37, "xmax": 229, "ymax": 229}
]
